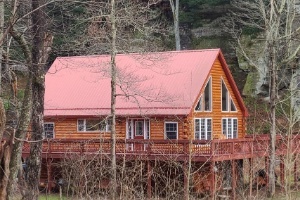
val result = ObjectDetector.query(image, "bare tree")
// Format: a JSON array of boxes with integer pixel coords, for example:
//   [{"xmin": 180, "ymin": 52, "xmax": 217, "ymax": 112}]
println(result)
[
  {"xmin": 169, "ymin": 0, "xmax": 180, "ymax": 50},
  {"xmin": 227, "ymin": 0, "xmax": 300, "ymax": 197}
]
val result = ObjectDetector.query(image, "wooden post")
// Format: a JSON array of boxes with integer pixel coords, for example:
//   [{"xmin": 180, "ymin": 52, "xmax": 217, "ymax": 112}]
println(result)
[
  {"xmin": 249, "ymin": 158, "xmax": 253, "ymax": 198},
  {"xmin": 183, "ymin": 160, "xmax": 188, "ymax": 200},
  {"xmin": 46, "ymin": 158, "xmax": 52, "ymax": 193},
  {"xmin": 280, "ymin": 156, "xmax": 285, "ymax": 190},
  {"xmin": 210, "ymin": 161, "xmax": 215, "ymax": 200},
  {"xmin": 265, "ymin": 157, "xmax": 269, "ymax": 186},
  {"xmin": 294, "ymin": 154, "xmax": 297, "ymax": 184},
  {"xmin": 232, "ymin": 160, "xmax": 236, "ymax": 200},
  {"xmin": 147, "ymin": 160, "xmax": 152, "ymax": 199}
]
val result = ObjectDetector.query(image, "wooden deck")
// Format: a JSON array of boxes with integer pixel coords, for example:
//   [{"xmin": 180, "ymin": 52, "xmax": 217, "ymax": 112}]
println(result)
[{"xmin": 22, "ymin": 134, "xmax": 300, "ymax": 162}]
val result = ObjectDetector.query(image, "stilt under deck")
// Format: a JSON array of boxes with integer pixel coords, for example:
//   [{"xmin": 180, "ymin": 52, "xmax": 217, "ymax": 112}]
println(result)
[{"xmin": 22, "ymin": 134, "xmax": 300, "ymax": 199}]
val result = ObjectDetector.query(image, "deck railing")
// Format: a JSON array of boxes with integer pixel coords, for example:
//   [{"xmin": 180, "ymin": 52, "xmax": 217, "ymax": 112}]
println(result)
[{"xmin": 22, "ymin": 134, "xmax": 300, "ymax": 161}]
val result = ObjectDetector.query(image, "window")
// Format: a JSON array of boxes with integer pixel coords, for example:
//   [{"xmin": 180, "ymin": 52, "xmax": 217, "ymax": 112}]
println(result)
[
  {"xmin": 44, "ymin": 123, "xmax": 54, "ymax": 139},
  {"xmin": 222, "ymin": 118, "xmax": 238, "ymax": 139},
  {"xmin": 195, "ymin": 77, "xmax": 212, "ymax": 111},
  {"xmin": 195, "ymin": 118, "xmax": 212, "ymax": 140},
  {"xmin": 222, "ymin": 80, "xmax": 237, "ymax": 112},
  {"xmin": 135, "ymin": 121, "xmax": 144, "ymax": 136},
  {"xmin": 165, "ymin": 122, "xmax": 178, "ymax": 139},
  {"xmin": 77, "ymin": 119, "xmax": 111, "ymax": 132}
]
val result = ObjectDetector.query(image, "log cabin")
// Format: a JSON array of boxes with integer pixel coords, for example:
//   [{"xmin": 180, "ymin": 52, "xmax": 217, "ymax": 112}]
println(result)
[
  {"xmin": 43, "ymin": 49, "xmax": 248, "ymax": 141},
  {"xmin": 21, "ymin": 49, "xmax": 299, "ymax": 198}
]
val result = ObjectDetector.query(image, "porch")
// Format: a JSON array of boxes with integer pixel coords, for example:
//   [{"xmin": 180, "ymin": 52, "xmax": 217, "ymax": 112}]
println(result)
[
  {"xmin": 22, "ymin": 134, "xmax": 300, "ymax": 161},
  {"xmin": 21, "ymin": 134, "xmax": 300, "ymax": 199}
]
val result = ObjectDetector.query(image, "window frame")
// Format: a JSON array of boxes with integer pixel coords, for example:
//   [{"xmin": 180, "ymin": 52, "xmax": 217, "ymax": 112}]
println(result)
[
  {"xmin": 164, "ymin": 122, "xmax": 178, "ymax": 140},
  {"xmin": 194, "ymin": 118, "xmax": 212, "ymax": 140},
  {"xmin": 77, "ymin": 119, "xmax": 111, "ymax": 132},
  {"xmin": 222, "ymin": 118, "xmax": 238, "ymax": 139},
  {"xmin": 221, "ymin": 79, "xmax": 237, "ymax": 112},
  {"xmin": 195, "ymin": 77, "xmax": 212, "ymax": 112},
  {"xmin": 44, "ymin": 122, "xmax": 55, "ymax": 139}
]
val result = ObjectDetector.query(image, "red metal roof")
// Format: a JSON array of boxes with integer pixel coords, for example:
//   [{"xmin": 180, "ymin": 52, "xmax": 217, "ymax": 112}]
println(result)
[{"xmin": 45, "ymin": 49, "xmax": 248, "ymax": 117}]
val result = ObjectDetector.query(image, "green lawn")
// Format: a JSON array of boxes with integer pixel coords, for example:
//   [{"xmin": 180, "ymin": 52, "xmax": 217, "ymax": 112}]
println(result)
[{"xmin": 39, "ymin": 194, "xmax": 66, "ymax": 200}]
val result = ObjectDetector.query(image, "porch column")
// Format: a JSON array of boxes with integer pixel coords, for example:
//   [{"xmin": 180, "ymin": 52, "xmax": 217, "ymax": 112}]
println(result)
[
  {"xmin": 46, "ymin": 158, "xmax": 53, "ymax": 193},
  {"xmin": 210, "ymin": 161, "xmax": 216, "ymax": 200},
  {"xmin": 231, "ymin": 160, "xmax": 236, "ymax": 200},
  {"xmin": 147, "ymin": 160, "xmax": 152, "ymax": 199}
]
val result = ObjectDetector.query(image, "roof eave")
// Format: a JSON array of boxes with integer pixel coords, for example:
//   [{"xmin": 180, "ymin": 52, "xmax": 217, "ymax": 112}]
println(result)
[{"xmin": 218, "ymin": 50, "xmax": 249, "ymax": 117}]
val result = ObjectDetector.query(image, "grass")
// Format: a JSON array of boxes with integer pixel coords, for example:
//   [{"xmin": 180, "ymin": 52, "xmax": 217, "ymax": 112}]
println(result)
[{"xmin": 39, "ymin": 194, "xmax": 66, "ymax": 200}]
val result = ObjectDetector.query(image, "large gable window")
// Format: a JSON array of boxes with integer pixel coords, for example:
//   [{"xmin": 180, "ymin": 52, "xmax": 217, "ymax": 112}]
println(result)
[
  {"xmin": 222, "ymin": 80, "xmax": 236, "ymax": 112},
  {"xmin": 195, "ymin": 77, "xmax": 212, "ymax": 112},
  {"xmin": 44, "ymin": 122, "xmax": 55, "ymax": 139},
  {"xmin": 78, "ymin": 119, "xmax": 111, "ymax": 132},
  {"xmin": 222, "ymin": 118, "xmax": 238, "ymax": 139},
  {"xmin": 195, "ymin": 118, "xmax": 212, "ymax": 140},
  {"xmin": 165, "ymin": 122, "xmax": 178, "ymax": 139}
]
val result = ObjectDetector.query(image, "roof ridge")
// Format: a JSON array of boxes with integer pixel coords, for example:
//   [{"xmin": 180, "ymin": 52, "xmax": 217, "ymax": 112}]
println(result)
[{"xmin": 56, "ymin": 49, "xmax": 221, "ymax": 60}]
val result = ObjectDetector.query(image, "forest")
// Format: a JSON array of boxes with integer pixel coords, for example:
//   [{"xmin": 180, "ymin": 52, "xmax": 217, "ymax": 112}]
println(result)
[{"xmin": 0, "ymin": 0, "xmax": 299, "ymax": 200}]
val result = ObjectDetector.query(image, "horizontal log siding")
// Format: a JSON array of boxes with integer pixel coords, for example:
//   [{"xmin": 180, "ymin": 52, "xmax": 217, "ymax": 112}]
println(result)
[
  {"xmin": 45, "ymin": 117, "xmax": 186, "ymax": 140},
  {"xmin": 45, "ymin": 118, "xmax": 125, "ymax": 139},
  {"xmin": 189, "ymin": 58, "xmax": 245, "ymax": 139},
  {"xmin": 150, "ymin": 117, "xmax": 185, "ymax": 139}
]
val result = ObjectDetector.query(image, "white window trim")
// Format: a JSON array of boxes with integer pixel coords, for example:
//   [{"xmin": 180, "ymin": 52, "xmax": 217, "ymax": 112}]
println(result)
[
  {"xmin": 164, "ymin": 121, "xmax": 178, "ymax": 140},
  {"xmin": 222, "ymin": 118, "xmax": 238, "ymax": 139},
  {"xmin": 77, "ymin": 119, "xmax": 111, "ymax": 132},
  {"xmin": 44, "ymin": 122, "xmax": 55, "ymax": 139},
  {"xmin": 194, "ymin": 118, "xmax": 212, "ymax": 140},
  {"xmin": 126, "ymin": 118, "xmax": 150, "ymax": 139},
  {"xmin": 221, "ymin": 78, "xmax": 237, "ymax": 113},
  {"xmin": 195, "ymin": 76, "xmax": 212, "ymax": 112}
]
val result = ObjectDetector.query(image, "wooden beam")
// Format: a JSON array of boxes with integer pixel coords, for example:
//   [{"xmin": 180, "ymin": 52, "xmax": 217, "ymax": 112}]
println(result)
[
  {"xmin": 249, "ymin": 158, "xmax": 253, "ymax": 198},
  {"xmin": 147, "ymin": 160, "xmax": 152, "ymax": 199},
  {"xmin": 232, "ymin": 160, "xmax": 236, "ymax": 200},
  {"xmin": 183, "ymin": 161, "xmax": 188, "ymax": 200},
  {"xmin": 294, "ymin": 154, "xmax": 298, "ymax": 184},
  {"xmin": 210, "ymin": 161, "xmax": 216, "ymax": 200},
  {"xmin": 46, "ymin": 158, "xmax": 52, "ymax": 194},
  {"xmin": 265, "ymin": 157, "xmax": 269, "ymax": 187},
  {"xmin": 280, "ymin": 156, "xmax": 285, "ymax": 190}
]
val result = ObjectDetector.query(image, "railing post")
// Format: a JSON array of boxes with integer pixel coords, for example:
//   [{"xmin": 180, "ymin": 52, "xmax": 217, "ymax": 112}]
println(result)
[{"xmin": 211, "ymin": 140, "xmax": 215, "ymax": 157}]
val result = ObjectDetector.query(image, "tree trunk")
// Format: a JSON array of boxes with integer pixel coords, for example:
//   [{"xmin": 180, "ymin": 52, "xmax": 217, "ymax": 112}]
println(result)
[
  {"xmin": 6, "ymin": 26, "xmax": 33, "ymax": 199},
  {"xmin": 110, "ymin": 0, "xmax": 117, "ymax": 199},
  {"xmin": 23, "ymin": 0, "xmax": 47, "ymax": 199},
  {"xmin": 169, "ymin": 0, "xmax": 180, "ymax": 50},
  {"xmin": 268, "ymin": 39, "xmax": 277, "ymax": 198}
]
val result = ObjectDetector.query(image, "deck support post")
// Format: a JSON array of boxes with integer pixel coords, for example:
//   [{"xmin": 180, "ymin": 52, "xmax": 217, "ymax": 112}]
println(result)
[
  {"xmin": 232, "ymin": 160, "xmax": 236, "ymax": 200},
  {"xmin": 265, "ymin": 157, "xmax": 269, "ymax": 186},
  {"xmin": 294, "ymin": 154, "xmax": 297, "ymax": 185},
  {"xmin": 46, "ymin": 158, "xmax": 53, "ymax": 193},
  {"xmin": 183, "ymin": 160, "xmax": 188, "ymax": 200},
  {"xmin": 147, "ymin": 160, "xmax": 152, "ymax": 199},
  {"xmin": 280, "ymin": 156, "xmax": 285, "ymax": 190},
  {"xmin": 249, "ymin": 158, "xmax": 253, "ymax": 198},
  {"xmin": 210, "ymin": 161, "xmax": 216, "ymax": 200}
]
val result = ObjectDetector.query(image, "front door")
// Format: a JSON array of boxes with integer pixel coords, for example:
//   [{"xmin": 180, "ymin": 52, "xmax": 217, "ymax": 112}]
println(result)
[{"xmin": 134, "ymin": 120, "xmax": 144, "ymax": 151}]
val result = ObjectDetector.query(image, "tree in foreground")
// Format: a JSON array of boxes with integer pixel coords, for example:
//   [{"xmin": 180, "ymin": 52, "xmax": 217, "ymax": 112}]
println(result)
[{"xmin": 227, "ymin": 0, "xmax": 300, "ymax": 197}]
